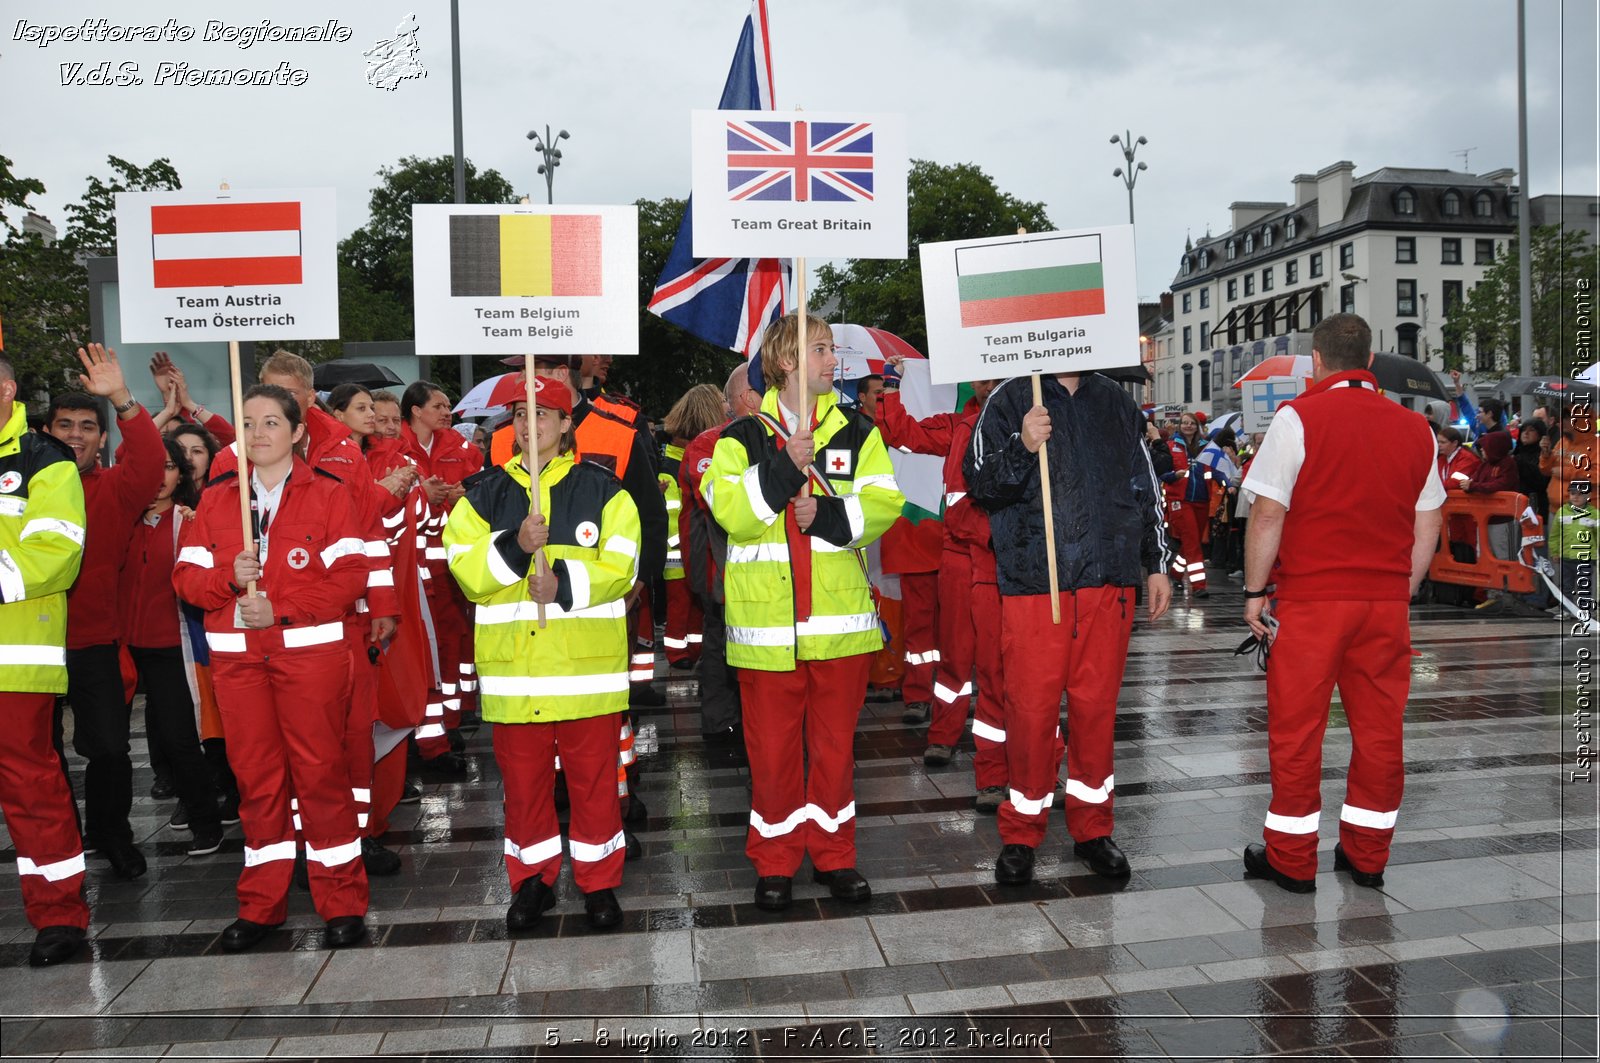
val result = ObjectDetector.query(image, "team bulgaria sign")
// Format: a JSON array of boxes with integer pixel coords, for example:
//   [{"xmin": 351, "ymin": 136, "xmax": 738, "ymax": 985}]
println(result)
[
  {"xmin": 114, "ymin": 188, "xmax": 339, "ymax": 342},
  {"xmin": 411, "ymin": 203, "xmax": 639, "ymax": 355},
  {"xmin": 920, "ymin": 225, "xmax": 1140, "ymax": 385},
  {"xmin": 688, "ymin": 109, "xmax": 907, "ymax": 259}
]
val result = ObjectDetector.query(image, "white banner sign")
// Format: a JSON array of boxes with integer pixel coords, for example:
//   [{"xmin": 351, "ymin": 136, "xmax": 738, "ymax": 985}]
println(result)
[
  {"xmin": 920, "ymin": 225, "xmax": 1140, "ymax": 385},
  {"xmin": 1241, "ymin": 376, "xmax": 1306, "ymax": 434},
  {"xmin": 412, "ymin": 204, "xmax": 639, "ymax": 356},
  {"xmin": 689, "ymin": 109, "xmax": 907, "ymax": 259},
  {"xmin": 114, "ymin": 188, "xmax": 339, "ymax": 343}
]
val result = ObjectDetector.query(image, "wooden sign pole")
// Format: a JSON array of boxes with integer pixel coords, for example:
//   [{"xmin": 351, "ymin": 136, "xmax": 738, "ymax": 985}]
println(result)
[
  {"xmin": 228, "ymin": 340, "xmax": 257, "ymax": 596},
  {"xmin": 525, "ymin": 356, "xmax": 548, "ymax": 629},
  {"xmin": 1017, "ymin": 226, "xmax": 1060, "ymax": 624},
  {"xmin": 795, "ymin": 255, "xmax": 810, "ymax": 497}
]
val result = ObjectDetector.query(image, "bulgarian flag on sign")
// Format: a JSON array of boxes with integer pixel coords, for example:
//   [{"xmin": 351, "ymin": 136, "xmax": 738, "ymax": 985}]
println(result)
[{"xmin": 955, "ymin": 232, "xmax": 1105, "ymax": 328}]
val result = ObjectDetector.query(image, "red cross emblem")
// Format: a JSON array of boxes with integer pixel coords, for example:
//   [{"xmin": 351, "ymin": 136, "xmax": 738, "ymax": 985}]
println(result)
[
  {"xmin": 287, "ymin": 547, "xmax": 311, "ymax": 570},
  {"xmin": 575, "ymin": 521, "xmax": 599, "ymax": 547},
  {"xmin": 825, "ymin": 449, "xmax": 851, "ymax": 475}
]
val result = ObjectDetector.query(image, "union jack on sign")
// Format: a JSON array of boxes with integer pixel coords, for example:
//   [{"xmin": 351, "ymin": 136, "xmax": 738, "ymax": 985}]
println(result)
[{"xmin": 726, "ymin": 119, "xmax": 874, "ymax": 203}]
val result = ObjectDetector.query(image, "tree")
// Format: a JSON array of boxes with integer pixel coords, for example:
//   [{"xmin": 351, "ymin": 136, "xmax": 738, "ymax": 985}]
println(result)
[
  {"xmin": 61, "ymin": 155, "xmax": 182, "ymax": 255},
  {"xmin": 1442, "ymin": 224, "xmax": 1598, "ymax": 376},
  {"xmin": 812, "ymin": 160, "xmax": 1052, "ymax": 353},
  {"xmin": 605, "ymin": 196, "xmax": 743, "ymax": 415},
  {"xmin": 0, "ymin": 155, "xmax": 90, "ymax": 403}
]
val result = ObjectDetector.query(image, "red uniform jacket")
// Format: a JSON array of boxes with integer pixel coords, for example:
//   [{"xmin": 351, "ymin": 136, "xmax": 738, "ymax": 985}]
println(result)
[
  {"xmin": 173, "ymin": 459, "xmax": 368, "ymax": 660},
  {"xmin": 875, "ymin": 392, "xmax": 997, "ymax": 582}
]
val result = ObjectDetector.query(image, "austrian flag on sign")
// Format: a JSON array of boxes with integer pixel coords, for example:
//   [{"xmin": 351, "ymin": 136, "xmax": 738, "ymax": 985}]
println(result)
[{"xmin": 151, "ymin": 201, "xmax": 304, "ymax": 288}]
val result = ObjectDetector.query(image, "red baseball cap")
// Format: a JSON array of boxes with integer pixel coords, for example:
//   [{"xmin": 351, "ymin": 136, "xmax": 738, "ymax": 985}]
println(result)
[{"xmin": 502, "ymin": 375, "xmax": 573, "ymax": 414}]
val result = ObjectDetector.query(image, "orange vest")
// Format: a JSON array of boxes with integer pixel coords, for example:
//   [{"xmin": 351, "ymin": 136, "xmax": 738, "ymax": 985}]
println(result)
[{"xmin": 489, "ymin": 396, "xmax": 643, "ymax": 479}]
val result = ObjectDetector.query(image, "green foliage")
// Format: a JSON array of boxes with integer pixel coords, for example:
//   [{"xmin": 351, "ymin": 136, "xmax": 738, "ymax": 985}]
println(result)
[
  {"xmin": 1442, "ymin": 224, "xmax": 1599, "ymax": 376},
  {"xmin": 62, "ymin": 155, "xmax": 182, "ymax": 255},
  {"xmin": 0, "ymin": 156, "xmax": 88, "ymax": 404},
  {"xmin": 812, "ymin": 159, "xmax": 1052, "ymax": 353}
]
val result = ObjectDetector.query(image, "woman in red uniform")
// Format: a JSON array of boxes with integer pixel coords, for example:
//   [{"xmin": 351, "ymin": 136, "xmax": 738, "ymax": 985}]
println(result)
[{"xmin": 173, "ymin": 384, "xmax": 371, "ymax": 952}]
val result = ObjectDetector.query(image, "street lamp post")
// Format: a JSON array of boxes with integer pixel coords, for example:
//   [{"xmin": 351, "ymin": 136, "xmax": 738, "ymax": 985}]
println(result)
[
  {"xmin": 1110, "ymin": 131, "xmax": 1148, "ymax": 226},
  {"xmin": 526, "ymin": 125, "xmax": 570, "ymax": 204}
]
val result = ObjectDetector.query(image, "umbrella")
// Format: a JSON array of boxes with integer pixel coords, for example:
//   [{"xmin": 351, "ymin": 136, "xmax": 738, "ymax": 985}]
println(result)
[
  {"xmin": 454, "ymin": 373, "xmax": 523, "ymax": 418},
  {"xmin": 1233, "ymin": 353, "xmax": 1450, "ymax": 401},
  {"xmin": 1492, "ymin": 375, "xmax": 1597, "ymax": 405},
  {"xmin": 1578, "ymin": 364, "xmax": 1600, "ymax": 385},
  {"xmin": 1098, "ymin": 364, "xmax": 1152, "ymax": 385},
  {"xmin": 311, "ymin": 360, "xmax": 405, "ymax": 391},
  {"xmin": 831, "ymin": 323, "xmax": 923, "ymax": 381}
]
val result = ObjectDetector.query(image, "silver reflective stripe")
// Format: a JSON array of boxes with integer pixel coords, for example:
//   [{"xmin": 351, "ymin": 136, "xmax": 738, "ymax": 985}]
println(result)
[
  {"xmin": 281, "ymin": 622, "xmax": 344, "ymax": 648},
  {"xmin": 1339, "ymin": 803, "xmax": 1398, "ymax": 830},
  {"xmin": 351, "ymin": 788, "xmax": 372, "ymax": 803},
  {"xmin": 796, "ymin": 612, "xmax": 878, "ymax": 638},
  {"xmin": 933, "ymin": 679, "xmax": 972, "ymax": 704},
  {"xmin": 0, "ymin": 644, "xmax": 66, "ymax": 667},
  {"xmin": 205, "ymin": 632, "xmax": 247, "ymax": 653},
  {"xmin": 970, "ymin": 718, "xmax": 1006, "ymax": 743},
  {"xmin": 662, "ymin": 635, "xmax": 690, "ymax": 649},
  {"xmin": 727, "ymin": 542, "xmax": 791, "ymax": 565},
  {"xmin": 569, "ymin": 830, "xmax": 626, "ymax": 862},
  {"xmin": 474, "ymin": 598, "xmax": 626, "ymax": 623},
  {"xmin": 16, "ymin": 852, "xmax": 85, "ymax": 880},
  {"xmin": 479, "ymin": 672, "xmax": 631, "ymax": 697},
  {"xmin": 1063, "ymin": 775, "xmax": 1115, "ymax": 805},
  {"xmin": 320, "ymin": 536, "xmax": 366, "ymax": 568},
  {"xmin": 504, "ymin": 835, "xmax": 562, "ymax": 865},
  {"xmin": 843, "ymin": 494, "xmax": 866, "ymax": 544},
  {"xmin": 808, "ymin": 801, "xmax": 856, "ymax": 833},
  {"xmin": 367, "ymin": 570, "xmax": 395, "ymax": 587},
  {"xmin": 740, "ymin": 468, "xmax": 780, "ymax": 524},
  {"xmin": 855, "ymin": 473, "xmax": 898, "ymax": 490},
  {"xmin": 0, "ymin": 549, "xmax": 26, "ymax": 602},
  {"xmin": 1009, "ymin": 788, "xmax": 1053, "ymax": 816},
  {"xmin": 749, "ymin": 806, "xmax": 808, "ymax": 838},
  {"xmin": 567, "ymin": 559, "xmax": 592, "ymax": 611},
  {"xmin": 243, "ymin": 840, "xmax": 297, "ymax": 867},
  {"xmin": 603, "ymin": 535, "xmax": 638, "ymax": 559},
  {"xmin": 727, "ymin": 624, "xmax": 795, "ymax": 647},
  {"xmin": 20, "ymin": 518, "xmax": 86, "ymax": 545},
  {"xmin": 304, "ymin": 839, "xmax": 362, "ymax": 867},
  {"xmin": 363, "ymin": 540, "xmax": 391, "ymax": 558},
  {"xmin": 447, "ymin": 542, "xmax": 473, "ymax": 560},
  {"xmin": 944, "ymin": 491, "xmax": 967, "ymax": 508},
  {"xmin": 424, "ymin": 547, "xmax": 448, "ymax": 561},
  {"xmin": 416, "ymin": 722, "xmax": 446, "ymax": 739},
  {"xmin": 1264, "ymin": 810, "xmax": 1321, "ymax": 835},
  {"xmin": 484, "ymin": 531, "xmax": 521, "ymax": 586}
]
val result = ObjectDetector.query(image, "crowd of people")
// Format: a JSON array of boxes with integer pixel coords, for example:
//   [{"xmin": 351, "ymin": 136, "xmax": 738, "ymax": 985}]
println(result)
[{"xmin": 1, "ymin": 310, "xmax": 1590, "ymax": 970}]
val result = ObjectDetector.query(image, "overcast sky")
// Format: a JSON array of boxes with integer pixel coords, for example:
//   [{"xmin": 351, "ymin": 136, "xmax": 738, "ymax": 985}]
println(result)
[{"xmin": 3, "ymin": 0, "xmax": 1595, "ymax": 307}]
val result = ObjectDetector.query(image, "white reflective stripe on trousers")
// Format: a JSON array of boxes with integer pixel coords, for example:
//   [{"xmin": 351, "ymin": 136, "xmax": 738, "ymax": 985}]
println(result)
[
  {"xmin": 1063, "ymin": 775, "xmax": 1115, "ymax": 805},
  {"xmin": 243, "ymin": 840, "xmax": 298, "ymax": 867},
  {"xmin": 749, "ymin": 805, "xmax": 809, "ymax": 838},
  {"xmin": 1339, "ymin": 804, "xmax": 1398, "ymax": 830},
  {"xmin": 305, "ymin": 839, "xmax": 362, "ymax": 867},
  {"xmin": 970, "ymin": 718, "xmax": 1006, "ymax": 743},
  {"xmin": 17, "ymin": 852, "xmax": 86, "ymax": 880},
  {"xmin": 1264, "ymin": 810, "xmax": 1321, "ymax": 835},
  {"xmin": 504, "ymin": 835, "xmax": 563, "ymax": 865},
  {"xmin": 569, "ymin": 830, "xmax": 626, "ymax": 862},
  {"xmin": 1009, "ymin": 789, "xmax": 1054, "ymax": 816}
]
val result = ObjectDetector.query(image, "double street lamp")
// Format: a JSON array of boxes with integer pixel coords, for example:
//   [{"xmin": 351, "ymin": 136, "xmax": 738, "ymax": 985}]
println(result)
[
  {"xmin": 526, "ymin": 125, "xmax": 570, "ymax": 204},
  {"xmin": 1110, "ymin": 131, "xmax": 1148, "ymax": 226}
]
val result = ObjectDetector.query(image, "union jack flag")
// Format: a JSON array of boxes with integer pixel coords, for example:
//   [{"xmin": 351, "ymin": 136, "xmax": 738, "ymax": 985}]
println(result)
[
  {"xmin": 647, "ymin": 0, "xmax": 789, "ymax": 358},
  {"xmin": 725, "ymin": 120, "xmax": 875, "ymax": 203}
]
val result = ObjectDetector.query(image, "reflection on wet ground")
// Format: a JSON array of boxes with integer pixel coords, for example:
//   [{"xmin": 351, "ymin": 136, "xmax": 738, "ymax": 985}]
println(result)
[{"xmin": 1, "ymin": 586, "xmax": 1594, "ymax": 1059}]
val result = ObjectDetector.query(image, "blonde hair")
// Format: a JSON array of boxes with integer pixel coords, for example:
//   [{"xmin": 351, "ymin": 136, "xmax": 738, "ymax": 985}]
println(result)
[
  {"xmin": 663, "ymin": 383, "xmax": 726, "ymax": 440},
  {"xmin": 758, "ymin": 312, "xmax": 831, "ymax": 393},
  {"xmin": 259, "ymin": 349, "xmax": 313, "ymax": 388}
]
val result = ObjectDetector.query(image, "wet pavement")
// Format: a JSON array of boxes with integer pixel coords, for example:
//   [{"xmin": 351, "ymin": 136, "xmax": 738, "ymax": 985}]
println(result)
[{"xmin": 1, "ymin": 579, "xmax": 1595, "ymax": 1060}]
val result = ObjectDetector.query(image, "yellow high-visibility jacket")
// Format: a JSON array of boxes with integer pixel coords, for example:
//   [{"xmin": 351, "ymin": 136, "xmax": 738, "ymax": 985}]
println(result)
[
  {"xmin": 445, "ymin": 453, "xmax": 640, "ymax": 723},
  {"xmin": 660, "ymin": 442, "xmax": 685, "ymax": 581}
]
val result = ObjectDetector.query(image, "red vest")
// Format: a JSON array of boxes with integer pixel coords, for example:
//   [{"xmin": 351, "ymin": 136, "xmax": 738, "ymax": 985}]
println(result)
[{"xmin": 1275, "ymin": 370, "xmax": 1436, "ymax": 602}]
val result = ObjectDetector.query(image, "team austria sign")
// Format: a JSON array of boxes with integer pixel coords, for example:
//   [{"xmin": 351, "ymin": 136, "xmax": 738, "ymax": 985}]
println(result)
[
  {"xmin": 689, "ymin": 109, "xmax": 907, "ymax": 259},
  {"xmin": 114, "ymin": 188, "xmax": 339, "ymax": 342},
  {"xmin": 920, "ymin": 225, "xmax": 1140, "ymax": 385},
  {"xmin": 411, "ymin": 204, "xmax": 639, "ymax": 355}
]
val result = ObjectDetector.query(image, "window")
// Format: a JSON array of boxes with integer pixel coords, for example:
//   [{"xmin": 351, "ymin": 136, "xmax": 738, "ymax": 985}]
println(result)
[
  {"xmin": 1182, "ymin": 292, "xmax": 1192, "ymax": 314},
  {"xmin": 1262, "ymin": 267, "xmax": 1274, "ymax": 292},
  {"xmin": 1309, "ymin": 289, "xmax": 1323, "ymax": 326},
  {"xmin": 1199, "ymin": 249, "xmax": 1209, "ymax": 268},
  {"xmin": 1244, "ymin": 233, "xmax": 1255, "ymax": 254},
  {"xmin": 1508, "ymin": 195, "xmax": 1519, "ymax": 218},
  {"xmin": 1263, "ymin": 226, "xmax": 1274, "ymax": 248},
  {"xmin": 1397, "ymin": 323, "xmax": 1420, "ymax": 358},
  {"xmin": 1442, "ymin": 191, "xmax": 1461, "ymax": 216},
  {"xmin": 1396, "ymin": 237, "xmax": 1416, "ymax": 264},
  {"xmin": 1443, "ymin": 279, "xmax": 1464, "ymax": 313},
  {"xmin": 1231, "ymin": 348, "xmax": 1243, "ymax": 381},
  {"xmin": 1441, "ymin": 238, "xmax": 1462, "ymax": 265},
  {"xmin": 1340, "ymin": 282, "xmax": 1356, "ymax": 314},
  {"xmin": 1200, "ymin": 361, "xmax": 1211, "ymax": 401},
  {"xmin": 1199, "ymin": 288, "xmax": 1210, "ymax": 309},
  {"xmin": 1244, "ymin": 274, "xmax": 1255, "ymax": 296},
  {"xmin": 1226, "ymin": 279, "xmax": 1238, "ymax": 301},
  {"xmin": 1200, "ymin": 322, "xmax": 1211, "ymax": 350},
  {"xmin": 1309, "ymin": 251, "xmax": 1323, "ymax": 278},
  {"xmin": 1182, "ymin": 326, "xmax": 1193, "ymax": 355},
  {"xmin": 1396, "ymin": 279, "xmax": 1417, "ymax": 317},
  {"xmin": 1395, "ymin": 189, "xmax": 1416, "ymax": 214},
  {"xmin": 1475, "ymin": 239, "xmax": 1495, "ymax": 264},
  {"xmin": 1286, "ymin": 216, "xmax": 1298, "ymax": 238},
  {"xmin": 1180, "ymin": 257, "xmax": 1191, "ymax": 276},
  {"xmin": 1474, "ymin": 191, "xmax": 1494, "ymax": 217},
  {"xmin": 1211, "ymin": 358, "xmax": 1224, "ymax": 396},
  {"xmin": 1285, "ymin": 260, "xmax": 1299, "ymax": 284},
  {"xmin": 1182, "ymin": 364, "xmax": 1193, "ymax": 404},
  {"xmin": 1340, "ymin": 242, "xmax": 1354, "ymax": 270},
  {"xmin": 1475, "ymin": 344, "xmax": 1497, "ymax": 373},
  {"xmin": 1226, "ymin": 240, "xmax": 1237, "ymax": 260}
]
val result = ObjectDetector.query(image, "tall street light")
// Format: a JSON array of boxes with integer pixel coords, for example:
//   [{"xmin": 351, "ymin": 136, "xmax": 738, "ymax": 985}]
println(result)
[
  {"xmin": 1110, "ymin": 131, "xmax": 1148, "ymax": 226},
  {"xmin": 527, "ymin": 126, "xmax": 570, "ymax": 204}
]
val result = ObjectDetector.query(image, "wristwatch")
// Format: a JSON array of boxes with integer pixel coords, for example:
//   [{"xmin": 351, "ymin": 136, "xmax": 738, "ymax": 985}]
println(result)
[
  {"xmin": 1243, "ymin": 586, "xmax": 1272, "ymax": 599},
  {"xmin": 113, "ymin": 395, "xmax": 139, "ymax": 415}
]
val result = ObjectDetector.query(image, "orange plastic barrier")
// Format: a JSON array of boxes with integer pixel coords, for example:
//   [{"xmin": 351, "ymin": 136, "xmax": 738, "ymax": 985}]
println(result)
[{"xmin": 1428, "ymin": 492, "xmax": 1541, "ymax": 593}]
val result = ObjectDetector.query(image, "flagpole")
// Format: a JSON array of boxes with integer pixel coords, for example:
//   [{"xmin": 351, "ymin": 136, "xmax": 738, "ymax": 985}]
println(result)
[
  {"xmin": 228, "ymin": 339, "xmax": 257, "ymax": 597},
  {"xmin": 525, "ymin": 357, "xmax": 547, "ymax": 629},
  {"xmin": 796, "ymin": 256, "xmax": 810, "ymax": 497},
  {"xmin": 1018, "ymin": 226, "xmax": 1060, "ymax": 625}
]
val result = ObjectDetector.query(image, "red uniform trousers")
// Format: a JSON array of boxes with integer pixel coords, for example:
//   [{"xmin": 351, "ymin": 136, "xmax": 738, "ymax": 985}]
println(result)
[
  {"xmin": 928, "ymin": 548, "xmax": 975, "ymax": 744},
  {"xmin": 663, "ymin": 579, "xmax": 704, "ymax": 666},
  {"xmin": 367, "ymin": 743, "xmax": 407, "ymax": 837},
  {"xmin": 969, "ymin": 574, "xmax": 1008, "ymax": 790},
  {"xmin": 417, "ymin": 579, "xmax": 464, "ymax": 758},
  {"xmin": 342, "ymin": 623, "xmax": 379, "ymax": 835},
  {"xmin": 899, "ymin": 570, "xmax": 939, "ymax": 704},
  {"xmin": 630, "ymin": 588, "xmax": 657, "ymax": 687},
  {"xmin": 494, "ymin": 713, "xmax": 625, "ymax": 894},
  {"xmin": 998, "ymin": 586, "xmax": 1135, "ymax": 847},
  {"xmin": 0, "ymin": 691, "xmax": 90, "ymax": 930},
  {"xmin": 740, "ymin": 654, "xmax": 871, "ymax": 877},
  {"xmin": 1167, "ymin": 501, "xmax": 1208, "ymax": 592},
  {"xmin": 215, "ymin": 647, "xmax": 368, "ymax": 924},
  {"xmin": 1263, "ymin": 599, "xmax": 1411, "ymax": 881}
]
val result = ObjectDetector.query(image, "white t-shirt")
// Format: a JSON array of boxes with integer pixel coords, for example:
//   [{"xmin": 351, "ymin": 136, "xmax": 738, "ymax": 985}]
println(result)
[{"xmin": 1242, "ymin": 402, "xmax": 1446, "ymax": 512}]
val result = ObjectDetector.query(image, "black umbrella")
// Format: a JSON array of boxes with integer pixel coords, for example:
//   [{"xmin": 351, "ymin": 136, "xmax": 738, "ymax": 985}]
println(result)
[
  {"xmin": 1491, "ymin": 375, "xmax": 1596, "ymax": 406},
  {"xmin": 312, "ymin": 360, "xmax": 405, "ymax": 391},
  {"xmin": 1369, "ymin": 353, "xmax": 1451, "ymax": 402},
  {"xmin": 1097, "ymin": 364, "xmax": 1152, "ymax": 385}
]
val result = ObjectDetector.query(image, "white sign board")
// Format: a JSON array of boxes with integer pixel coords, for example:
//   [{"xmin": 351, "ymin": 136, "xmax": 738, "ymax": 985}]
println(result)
[
  {"xmin": 1241, "ymin": 376, "xmax": 1306, "ymax": 434},
  {"xmin": 887, "ymin": 358, "xmax": 958, "ymax": 516},
  {"xmin": 920, "ymin": 225, "xmax": 1140, "ymax": 385},
  {"xmin": 114, "ymin": 188, "xmax": 339, "ymax": 343},
  {"xmin": 689, "ymin": 109, "xmax": 907, "ymax": 259},
  {"xmin": 412, "ymin": 204, "xmax": 639, "ymax": 356}
]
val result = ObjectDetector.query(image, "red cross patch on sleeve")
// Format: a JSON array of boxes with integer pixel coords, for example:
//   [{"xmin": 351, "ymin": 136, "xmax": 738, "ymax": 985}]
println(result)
[{"xmin": 823, "ymin": 449, "xmax": 852, "ymax": 476}]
